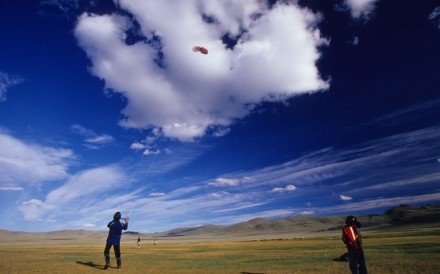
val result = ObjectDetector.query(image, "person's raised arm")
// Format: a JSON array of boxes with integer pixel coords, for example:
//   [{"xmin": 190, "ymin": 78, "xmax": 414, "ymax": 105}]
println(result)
[{"xmin": 122, "ymin": 217, "xmax": 129, "ymax": 230}]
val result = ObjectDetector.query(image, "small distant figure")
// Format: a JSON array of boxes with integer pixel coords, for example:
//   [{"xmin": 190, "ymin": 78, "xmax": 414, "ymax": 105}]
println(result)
[
  {"xmin": 153, "ymin": 239, "xmax": 157, "ymax": 246},
  {"xmin": 136, "ymin": 237, "xmax": 141, "ymax": 248},
  {"xmin": 104, "ymin": 212, "xmax": 128, "ymax": 269},
  {"xmin": 342, "ymin": 215, "xmax": 368, "ymax": 274}
]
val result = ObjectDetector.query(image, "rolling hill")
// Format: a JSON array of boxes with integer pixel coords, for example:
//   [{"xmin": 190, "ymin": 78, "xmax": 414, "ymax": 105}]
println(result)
[
  {"xmin": 156, "ymin": 204, "xmax": 440, "ymax": 238},
  {"xmin": 0, "ymin": 204, "xmax": 438, "ymax": 244}
]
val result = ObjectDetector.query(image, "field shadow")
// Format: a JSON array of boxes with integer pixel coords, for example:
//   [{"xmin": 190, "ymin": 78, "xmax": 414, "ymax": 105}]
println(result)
[
  {"xmin": 332, "ymin": 253, "xmax": 349, "ymax": 262},
  {"xmin": 76, "ymin": 261, "xmax": 108, "ymax": 270}
]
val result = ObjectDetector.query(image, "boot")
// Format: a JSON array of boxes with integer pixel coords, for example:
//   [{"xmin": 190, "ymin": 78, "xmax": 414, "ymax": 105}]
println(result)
[
  {"xmin": 104, "ymin": 255, "xmax": 110, "ymax": 269},
  {"xmin": 117, "ymin": 258, "xmax": 121, "ymax": 269}
]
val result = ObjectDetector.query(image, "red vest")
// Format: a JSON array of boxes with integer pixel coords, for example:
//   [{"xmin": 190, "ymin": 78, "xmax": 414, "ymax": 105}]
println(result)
[{"xmin": 342, "ymin": 224, "xmax": 363, "ymax": 250}]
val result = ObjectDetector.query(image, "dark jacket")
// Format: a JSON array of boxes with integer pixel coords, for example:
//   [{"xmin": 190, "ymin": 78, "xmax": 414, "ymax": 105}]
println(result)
[{"xmin": 106, "ymin": 220, "xmax": 128, "ymax": 245}]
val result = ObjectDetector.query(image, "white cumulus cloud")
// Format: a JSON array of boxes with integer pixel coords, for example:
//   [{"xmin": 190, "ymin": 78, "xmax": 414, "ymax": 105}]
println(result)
[
  {"xmin": 344, "ymin": 0, "xmax": 379, "ymax": 19},
  {"xmin": 340, "ymin": 194, "xmax": 353, "ymax": 201},
  {"xmin": 74, "ymin": 0, "xmax": 329, "ymax": 142},
  {"xmin": 130, "ymin": 142, "xmax": 145, "ymax": 150},
  {"xmin": 208, "ymin": 177, "xmax": 240, "ymax": 187},
  {"xmin": 271, "ymin": 184, "xmax": 297, "ymax": 193}
]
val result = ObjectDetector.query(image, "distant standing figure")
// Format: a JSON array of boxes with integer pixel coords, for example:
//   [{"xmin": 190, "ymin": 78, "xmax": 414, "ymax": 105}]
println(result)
[
  {"xmin": 104, "ymin": 212, "xmax": 128, "ymax": 269},
  {"xmin": 153, "ymin": 239, "xmax": 157, "ymax": 246},
  {"xmin": 137, "ymin": 237, "xmax": 141, "ymax": 248},
  {"xmin": 342, "ymin": 215, "xmax": 368, "ymax": 274}
]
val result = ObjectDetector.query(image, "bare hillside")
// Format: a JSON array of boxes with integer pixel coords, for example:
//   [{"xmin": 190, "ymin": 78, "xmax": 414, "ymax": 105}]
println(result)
[
  {"xmin": 157, "ymin": 204, "xmax": 440, "ymax": 239},
  {"xmin": 1, "ymin": 204, "xmax": 438, "ymax": 244}
]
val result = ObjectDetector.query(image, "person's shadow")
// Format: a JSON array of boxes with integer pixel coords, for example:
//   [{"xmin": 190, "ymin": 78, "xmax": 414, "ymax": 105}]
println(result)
[
  {"xmin": 76, "ymin": 261, "xmax": 109, "ymax": 270},
  {"xmin": 332, "ymin": 253, "xmax": 349, "ymax": 262}
]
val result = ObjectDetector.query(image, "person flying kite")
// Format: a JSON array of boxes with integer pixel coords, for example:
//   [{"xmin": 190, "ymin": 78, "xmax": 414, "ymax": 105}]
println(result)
[{"xmin": 103, "ymin": 212, "xmax": 128, "ymax": 269}]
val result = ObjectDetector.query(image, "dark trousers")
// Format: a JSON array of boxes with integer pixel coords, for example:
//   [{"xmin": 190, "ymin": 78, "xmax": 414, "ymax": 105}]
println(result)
[
  {"xmin": 348, "ymin": 249, "xmax": 368, "ymax": 274},
  {"xmin": 104, "ymin": 243, "xmax": 121, "ymax": 261}
]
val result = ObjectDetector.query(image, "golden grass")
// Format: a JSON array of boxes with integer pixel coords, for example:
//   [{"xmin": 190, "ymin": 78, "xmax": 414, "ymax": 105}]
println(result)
[{"xmin": 0, "ymin": 229, "xmax": 439, "ymax": 273}]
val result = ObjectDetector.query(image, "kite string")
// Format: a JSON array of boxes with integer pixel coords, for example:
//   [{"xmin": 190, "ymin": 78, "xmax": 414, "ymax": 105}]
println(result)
[
  {"xmin": 127, "ymin": 137, "xmax": 166, "ymax": 218},
  {"xmin": 142, "ymin": 137, "xmax": 166, "ymax": 186},
  {"xmin": 128, "ymin": 150, "xmax": 146, "ymax": 185},
  {"xmin": 117, "ymin": 143, "xmax": 146, "ymax": 217}
]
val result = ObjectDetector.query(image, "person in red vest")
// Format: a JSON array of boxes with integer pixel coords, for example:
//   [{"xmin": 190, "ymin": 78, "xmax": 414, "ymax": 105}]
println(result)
[{"xmin": 342, "ymin": 215, "xmax": 368, "ymax": 274}]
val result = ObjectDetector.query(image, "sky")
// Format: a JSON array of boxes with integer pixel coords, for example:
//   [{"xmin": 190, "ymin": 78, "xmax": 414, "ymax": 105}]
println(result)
[{"xmin": 0, "ymin": 0, "xmax": 439, "ymax": 233}]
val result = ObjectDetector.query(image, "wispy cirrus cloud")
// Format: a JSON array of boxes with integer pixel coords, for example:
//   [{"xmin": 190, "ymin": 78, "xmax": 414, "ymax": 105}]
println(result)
[
  {"xmin": 210, "ymin": 208, "xmax": 298, "ymax": 226},
  {"xmin": 71, "ymin": 124, "xmax": 114, "ymax": 149},
  {"xmin": 315, "ymin": 192, "xmax": 440, "ymax": 214},
  {"xmin": 211, "ymin": 126, "xmax": 440, "ymax": 193},
  {"xmin": 19, "ymin": 165, "xmax": 128, "ymax": 222},
  {"xmin": 149, "ymin": 192, "xmax": 165, "ymax": 197},
  {"xmin": 207, "ymin": 176, "xmax": 255, "ymax": 187},
  {"xmin": 0, "ymin": 186, "xmax": 23, "ymax": 191},
  {"xmin": 207, "ymin": 178, "xmax": 240, "ymax": 187},
  {"xmin": 0, "ymin": 72, "xmax": 24, "ymax": 102},
  {"xmin": 0, "ymin": 132, "xmax": 74, "ymax": 185},
  {"xmin": 362, "ymin": 98, "xmax": 440, "ymax": 128},
  {"xmin": 429, "ymin": 6, "xmax": 440, "ymax": 29},
  {"xmin": 46, "ymin": 165, "xmax": 127, "ymax": 204},
  {"xmin": 151, "ymin": 125, "xmax": 440, "ymax": 229},
  {"xmin": 12, "ymin": 125, "xmax": 440, "ymax": 232},
  {"xmin": 350, "ymin": 173, "xmax": 440, "ymax": 194}
]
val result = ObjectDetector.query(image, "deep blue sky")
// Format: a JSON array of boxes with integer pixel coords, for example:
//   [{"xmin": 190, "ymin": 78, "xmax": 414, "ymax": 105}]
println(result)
[{"xmin": 1, "ymin": 0, "xmax": 439, "ymax": 232}]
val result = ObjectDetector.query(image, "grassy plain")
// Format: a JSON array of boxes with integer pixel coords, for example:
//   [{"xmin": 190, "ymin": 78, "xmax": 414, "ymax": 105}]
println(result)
[{"xmin": 0, "ymin": 228, "xmax": 439, "ymax": 273}]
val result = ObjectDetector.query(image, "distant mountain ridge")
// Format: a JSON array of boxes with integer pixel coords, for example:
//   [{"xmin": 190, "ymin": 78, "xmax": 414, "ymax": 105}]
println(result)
[
  {"xmin": 156, "ymin": 204, "xmax": 440, "ymax": 238},
  {"xmin": 385, "ymin": 204, "xmax": 440, "ymax": 224},
  {"xmin": 1, "ymin": 204, "xmax": 438, "ymax": 243}
]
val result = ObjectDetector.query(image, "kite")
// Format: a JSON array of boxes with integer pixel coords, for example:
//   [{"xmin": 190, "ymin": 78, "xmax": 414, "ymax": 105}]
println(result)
[{"xmin": 192, "ymin": 46, "xmax": 208, "ymax": 54}]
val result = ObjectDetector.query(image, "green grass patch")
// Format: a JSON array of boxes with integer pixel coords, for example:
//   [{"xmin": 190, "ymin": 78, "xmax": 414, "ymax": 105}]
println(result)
[{"xmin": 0, "ymin": 229, "xmax": 439, "ymax": 273}]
